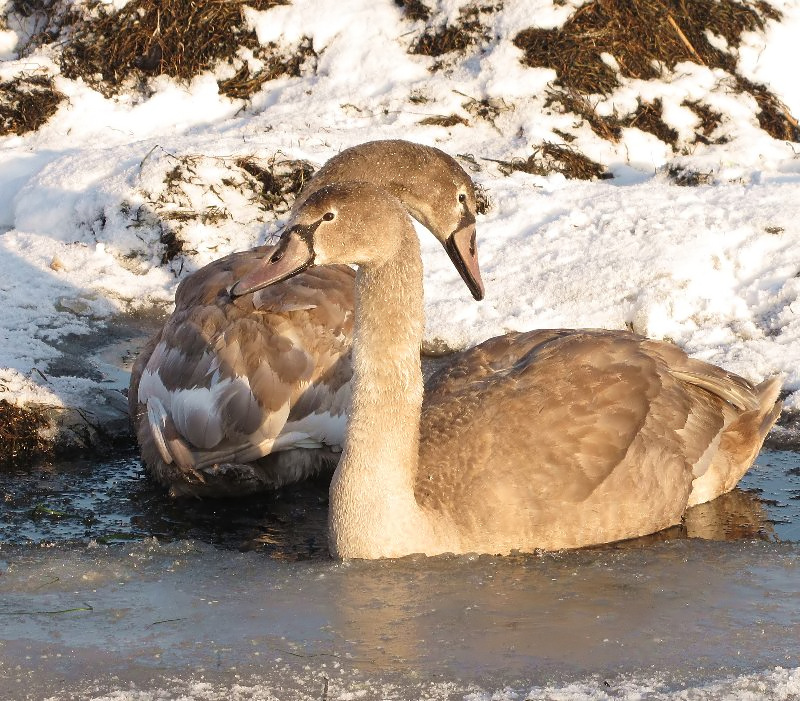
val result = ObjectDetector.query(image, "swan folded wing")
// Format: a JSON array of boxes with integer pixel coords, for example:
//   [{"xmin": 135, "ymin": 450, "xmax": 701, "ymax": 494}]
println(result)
[
  {"xmin": 420, "ymin": 330, "xmax": 740, "ymax": 514},
  {"xmin": 640, "ymin": 338, "xmax": 760, "ymax": 412},
  {"xmin": 134, "ymin": 265, "xmax": 355, "ymax": 472},
  {"xmin": 420, "ymin": 332, "xmax": 651, "ymax": 512}
]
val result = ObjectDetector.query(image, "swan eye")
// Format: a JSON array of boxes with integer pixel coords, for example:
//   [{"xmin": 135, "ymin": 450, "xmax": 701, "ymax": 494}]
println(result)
[
  {"xmin": 458, "ymin": 193, "xmax": 467, "ymax": 203},
  {"xmin": 323, "ymin": 212, "xmax": 335, "ymax": 221}
]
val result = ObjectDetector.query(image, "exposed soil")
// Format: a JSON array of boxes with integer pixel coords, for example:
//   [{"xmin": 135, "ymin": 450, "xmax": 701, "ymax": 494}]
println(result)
[{"xmin": 0, "ymin": 399, "xmax": 50, "ymax": 468}]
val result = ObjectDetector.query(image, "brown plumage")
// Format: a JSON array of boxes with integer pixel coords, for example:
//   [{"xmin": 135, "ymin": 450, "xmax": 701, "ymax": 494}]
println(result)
[
  {"xmin": 130, "ymin": 140, "xmax": 482, "ymax": 497},
  {"xmin": 417, "ymin": 329, "xmax": 781, "ymax": 551},
  {"xmin": 233, "ymin": 181, "xmax": 782, "ymax": 557}
]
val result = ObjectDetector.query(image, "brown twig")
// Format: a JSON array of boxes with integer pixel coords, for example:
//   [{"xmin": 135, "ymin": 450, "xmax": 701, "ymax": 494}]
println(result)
[{"xmin": 667, "ymin": 14, "xmax": 706, "ymax": 65}]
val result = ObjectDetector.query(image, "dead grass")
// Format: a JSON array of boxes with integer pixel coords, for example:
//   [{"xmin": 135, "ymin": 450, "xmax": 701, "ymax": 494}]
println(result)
[
  {"xmin": 395, "ymin": 0, "xmax": 431, "ymax": 22},
  {"xmin": 219, "ymin": 38, "xmax": 316, "ymax": 100},
  {"xmin": 236, "ymin": 155, "xmax": 316, "ymax": 213},
  {"xmin": 495, "ymin": 143, "xmax": 611, "ymax": 180},
  {"xmin": 0, "ymin": 73, "xmax": 65, "ymax": 136},
  {"xmin": 473, "ymin": 183, "xmax": 491, "ymax": 214},
  {"xmin": 410, "ymin": 2, "xmax": 501, "ymax": 58},
  {"xmin": 0, "ymin": 399, "xmax": 50, "ymax": 468},
  {"xmin": 735, "ymin": 75, "xmax": 800, "ymax": 141},
  {"xmin": 514, "ymin": 0, "xmax": 798, "ymax": 143},
  {"xmin": 129, "ymin": 152, "xmax": 315, "ymax": 268},
  {"xmin": 665, "ymin": 164, "xmax": 715, "ymax": 186},
  {"xmin": 40, "ymin": 0, "xmax": 311, "ymax": 98},
  {"xmin": 514, "ymin": 0, "xmax": 774, "ymax": 93},
  {"xmin": 623, "ymin": 98, "xmax": 679, "ymax": 146},
  {"xmin": 418, "ymin": 114, "xmax": 469, "ymax": 127},
  {"xmin": 684, "ymin": 100, "xmax": 726, "ymax": 144},
  {"xmin": 545, "ymin": 90, "xmax": 680, "ymax": 146}
]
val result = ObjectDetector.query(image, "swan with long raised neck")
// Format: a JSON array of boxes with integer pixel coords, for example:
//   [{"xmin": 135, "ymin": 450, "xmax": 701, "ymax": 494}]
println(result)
[
  {"xmin": 232, "ymin": 181, "xmax": 782, "ymax": 558},
  {"xmin": 130, "ymin": 140, "xmax": 482, "ymax": 497}
]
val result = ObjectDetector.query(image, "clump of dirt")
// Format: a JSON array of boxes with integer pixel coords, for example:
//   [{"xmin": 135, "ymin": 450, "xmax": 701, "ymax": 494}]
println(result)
[
  {"xmin": 15, "ymin": 0, "xmax": 312, "ymax": 99},
  {"xmin": 495, "ymin": 143, "xmax": 611, "ymax": 180},
  {"xmin": 0, "ymin": 73, "xmax": 65, "ymax": 136},
  {"xmin": 395, "ymin": 0, "xmax": 431, "ymax": 22},
  {"xmin": 514, "ymin": 0, "xmax": 798, "ymax": 143},
  {"xmin": 410, "ymin": 2, "xmax": 501, "ymax": 59},
  {"xmin": 418, "ymin": 114, "xmax": 469, "ymax": 127},
  {"xmin": 665, "ymin": 164, "xmax": 715, "ymax": 186},
  {"xmin": 0, "ymin": 399, "xmax": 51, "ymax": 468}
]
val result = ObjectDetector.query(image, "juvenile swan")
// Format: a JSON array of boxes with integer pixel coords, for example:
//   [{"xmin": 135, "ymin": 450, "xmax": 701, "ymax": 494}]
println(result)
[
  {"xmin": 130, "ymin": 140, "xmax": 482, "ymax": 497},
  {"xmin": 232, "ymin": 182, "xmax": 782, "ymax": 558}
]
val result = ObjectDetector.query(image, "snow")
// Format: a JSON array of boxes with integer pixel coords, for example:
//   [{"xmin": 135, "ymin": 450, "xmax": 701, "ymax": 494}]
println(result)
[{"xmin": 0, "ymin": 0, "xmax": 799, "ymax": 423}]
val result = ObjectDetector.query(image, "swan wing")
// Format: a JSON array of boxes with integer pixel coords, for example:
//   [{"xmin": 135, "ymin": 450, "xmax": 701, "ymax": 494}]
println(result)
[{"xmin": 131, "ymin": 252, "xmax": 354, "ymax": 477}]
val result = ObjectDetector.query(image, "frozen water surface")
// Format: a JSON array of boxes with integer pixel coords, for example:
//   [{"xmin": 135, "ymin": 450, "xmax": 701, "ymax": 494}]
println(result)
[{"xmin": 1, "ymin": 451, "xmax": 799, "ymax": 700}]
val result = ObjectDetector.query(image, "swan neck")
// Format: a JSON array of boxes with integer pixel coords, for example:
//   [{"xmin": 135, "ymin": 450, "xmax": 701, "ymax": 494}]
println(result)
[{"xmin": 328, "ymin": 225, "xmax": 432, "ymax": 558}]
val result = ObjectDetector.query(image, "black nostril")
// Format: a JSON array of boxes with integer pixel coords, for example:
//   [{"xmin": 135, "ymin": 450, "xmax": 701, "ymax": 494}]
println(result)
[
  {"xmin": 270, "ymin": 249, "xmax": 284, "ymax": 263},
  {"xmin": 469, "ymin": 232, "xmax": 476, "ymax": 257}
]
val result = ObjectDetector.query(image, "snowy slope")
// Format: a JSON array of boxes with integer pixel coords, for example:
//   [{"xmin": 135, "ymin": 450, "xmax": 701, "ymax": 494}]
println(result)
[{"xmin": 0, "ymin": 0, "xmax": 798, "ymax": 443}]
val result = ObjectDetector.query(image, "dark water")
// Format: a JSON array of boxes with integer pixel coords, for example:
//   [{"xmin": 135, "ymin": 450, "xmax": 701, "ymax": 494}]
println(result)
[
  {"xmin": 1, "ymin": 449, "xmax": 799, "ymax": 551},
  {"xmin": 0, "ymin": 450, "xmax": 799, "ymax": 700}
]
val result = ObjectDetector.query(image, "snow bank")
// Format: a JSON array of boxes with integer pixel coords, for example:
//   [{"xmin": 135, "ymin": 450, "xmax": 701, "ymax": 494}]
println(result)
[{"xmin": 0, "ymin": 0, "xmax": 799, "ymax": 449}]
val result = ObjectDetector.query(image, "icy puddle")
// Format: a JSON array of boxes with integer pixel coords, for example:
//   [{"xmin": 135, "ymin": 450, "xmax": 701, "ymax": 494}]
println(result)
[{"xmin": 1, "ymin": 450, "xmax": 799, "ymax": 700}]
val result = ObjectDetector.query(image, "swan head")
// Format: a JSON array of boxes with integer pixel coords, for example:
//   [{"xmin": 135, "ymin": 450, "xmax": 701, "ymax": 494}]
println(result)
[
  {"xmin": 231, "ymin": 182, "xmax": 412, "ymax": 297},
  {"xmin": 293, "ymin": 140, "xmax": 484, "ymax": 301}
]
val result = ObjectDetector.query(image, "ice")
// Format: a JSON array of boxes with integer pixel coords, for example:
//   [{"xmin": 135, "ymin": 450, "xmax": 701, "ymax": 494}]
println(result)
[
  {"xmin": 1, "ymin": 537, "xmax": 799, "ymax": 700},
  {"xmin": 1, "ymin": 450, "xmax": 799, "ymax": 700}
]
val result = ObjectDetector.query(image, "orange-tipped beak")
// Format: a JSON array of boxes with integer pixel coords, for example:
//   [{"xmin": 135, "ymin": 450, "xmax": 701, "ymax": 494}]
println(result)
[
  {"xmin": 445, "ymin": 220, "xmax": 484, "ymax": 301},
  {"xmin": 230, "ymin": 228, "xmax": 315, "ymax": 298}
]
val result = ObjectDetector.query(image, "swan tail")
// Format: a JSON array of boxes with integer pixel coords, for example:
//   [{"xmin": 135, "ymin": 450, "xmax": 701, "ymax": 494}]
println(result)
[
  {"xmin": 144, "ymin": 397, "xmax": 206, "ymax": 493},
  {"xmin": 688, "ymin": 376, "xmax": 782, "ymax": 506}
]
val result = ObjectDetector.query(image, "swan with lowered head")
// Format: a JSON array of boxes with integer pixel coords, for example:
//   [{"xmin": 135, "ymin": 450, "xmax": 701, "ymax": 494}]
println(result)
[
  {"xmin": 231, "ymin": 181, "xmax": 782, "ymax": 558},
  {"xmin": 130, "ymin": 140, "xmax": 483, "ymax": 497}
]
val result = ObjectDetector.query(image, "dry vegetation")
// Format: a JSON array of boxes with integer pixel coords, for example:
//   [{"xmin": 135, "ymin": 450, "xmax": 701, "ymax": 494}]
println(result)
[
  {"xmin": 0, "ymin": 73, "xmax": 64, "ymax": 136},
  {"xmin": 395, "ymin": 0, "xmax": 431, "ymax": 22},
  {"xmin": 514, "ymin": 0, "xmax": 798, "ymax": 143},
  {"xmin": 396, "ymin": 0, "xmax": 797, "ymax": 179},
  {"xmin": 129, "ymin": 153, "xmax": 315, "ymax": 269},
  {"xmin": 419, "ymin": 113, "xmax": 469, "ymax": 127},
  {"xmin": 409, "ymin": 2, "xmax": 501, "ymax": 60},
  {"xmin": 0, "ymin": 399, "xmax": 50, "ymax": 467},
  {"xmin": 236, "ymin": 155, "xmax": 316, "ymax": 214},
  {"xmin": 493, "ymin": 142, "xmax": 611, "ymax": 180},
  {"xmin": 8, "ymin": 0, "xmax": 315, "ymax": 99},
  {"xmin": 665, "ymin": 164, "xmax": 715, "ymax": 186}
]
